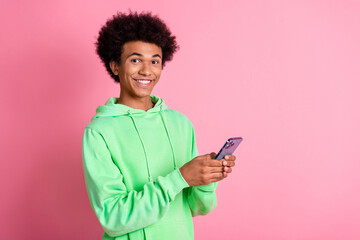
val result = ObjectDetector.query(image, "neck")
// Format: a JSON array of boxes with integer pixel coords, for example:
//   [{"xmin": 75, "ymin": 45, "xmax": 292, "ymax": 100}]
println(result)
[{"xmin": 116, "ymin": 94, "xmax": 154, "ymax": 111}]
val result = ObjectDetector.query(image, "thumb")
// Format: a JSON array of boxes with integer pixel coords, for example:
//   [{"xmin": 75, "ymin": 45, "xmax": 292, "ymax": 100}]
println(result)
[{"xmin": 210, "ymin": 152, "xmax": 216, "ymax": 159}]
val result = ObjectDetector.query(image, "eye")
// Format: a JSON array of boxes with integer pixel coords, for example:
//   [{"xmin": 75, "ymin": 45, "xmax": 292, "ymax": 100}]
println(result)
[
  {"xmin": 151, "ymin": 60, "xmax": 160, "ymax": 64},
  {"xmin": 130, "ymin": 58, "xmax": 140, "ymax": 63}
]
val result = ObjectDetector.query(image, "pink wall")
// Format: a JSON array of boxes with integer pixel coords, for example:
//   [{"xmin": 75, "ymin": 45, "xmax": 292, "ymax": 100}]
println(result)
[{"xmin": 1, "ymin": 0, "xmax": 359, "ymax": 239}]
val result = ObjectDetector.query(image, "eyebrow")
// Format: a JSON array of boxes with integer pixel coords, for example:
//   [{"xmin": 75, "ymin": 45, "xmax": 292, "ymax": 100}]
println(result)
[{"xmin": 127, "ymin": 52, "xmax": 162, "ymax": 59}]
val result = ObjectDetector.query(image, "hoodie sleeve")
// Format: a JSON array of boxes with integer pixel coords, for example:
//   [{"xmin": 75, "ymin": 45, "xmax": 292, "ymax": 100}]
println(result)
[
  {"xmin": 82, "ymin": 127, "xmax": 189, "ymax": 237},
  {"xmin": 184, "ymin": 125, "xmax": 218, "ymax": 217}
]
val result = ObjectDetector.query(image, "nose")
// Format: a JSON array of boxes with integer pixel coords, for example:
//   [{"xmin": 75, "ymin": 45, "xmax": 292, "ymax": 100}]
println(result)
[{"xmin": 139, "ymin": 62, "xmax": 151, "ymax": 76}]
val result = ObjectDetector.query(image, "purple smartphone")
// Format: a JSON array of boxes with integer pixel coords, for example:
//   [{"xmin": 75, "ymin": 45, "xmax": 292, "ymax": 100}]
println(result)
[{"xmin": 215, "ymin": 137, "xmax": 243, "ymax": 160}]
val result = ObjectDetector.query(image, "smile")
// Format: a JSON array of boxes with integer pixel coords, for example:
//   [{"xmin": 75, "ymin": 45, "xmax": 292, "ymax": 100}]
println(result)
[
  {"xmin": 133, "ymin": 78, "xmax": 153, "ymax": 87},
  {"xmin": 136, "ymin": 79, "xmax": 152, "ymax": 84}
]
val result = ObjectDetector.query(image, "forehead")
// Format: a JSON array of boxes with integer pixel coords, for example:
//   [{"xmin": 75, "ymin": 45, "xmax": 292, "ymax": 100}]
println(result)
[{"xmin": 122, "ymin": 41, "xmax": 162, "ymax": 57}]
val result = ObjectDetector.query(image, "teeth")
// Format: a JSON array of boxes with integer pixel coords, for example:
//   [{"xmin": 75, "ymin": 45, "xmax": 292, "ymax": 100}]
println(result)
[{"xmin": 137, "ymin": 80, "xmax": 151, "ymax": 84}]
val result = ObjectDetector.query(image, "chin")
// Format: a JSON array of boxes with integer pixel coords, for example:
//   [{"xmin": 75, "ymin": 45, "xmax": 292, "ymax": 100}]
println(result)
[{"xmin": 135, "ymin": 91, "xmax": 152, "ymax": 98}]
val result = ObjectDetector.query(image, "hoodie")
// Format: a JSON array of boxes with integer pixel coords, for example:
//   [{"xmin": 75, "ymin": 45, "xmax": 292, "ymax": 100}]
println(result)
[{"xmin": 82, "ymin": 95, "xmax": 218, "ymax": 240}]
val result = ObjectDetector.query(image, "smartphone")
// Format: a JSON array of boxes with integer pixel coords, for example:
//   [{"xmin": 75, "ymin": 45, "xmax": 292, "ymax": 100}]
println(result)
[{"xmin": 215, "ymin": 137, "xmax": 243, "ymax": 160}]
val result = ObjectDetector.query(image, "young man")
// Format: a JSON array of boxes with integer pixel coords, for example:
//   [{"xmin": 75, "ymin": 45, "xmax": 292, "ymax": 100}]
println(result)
[{"xmin": 82, "ymin": 12, "xmax": 236, "ymax": 240}]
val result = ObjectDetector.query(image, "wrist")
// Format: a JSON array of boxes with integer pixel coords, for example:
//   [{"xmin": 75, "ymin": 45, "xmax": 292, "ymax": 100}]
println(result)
[{"xmin": 179, "ymin": 166, "xmax": 189, "ymax": 185}]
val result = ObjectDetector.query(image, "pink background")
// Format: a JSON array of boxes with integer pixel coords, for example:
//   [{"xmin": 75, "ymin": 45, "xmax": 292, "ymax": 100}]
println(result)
[{"xmin": 1, "ymin": 0, "xmax": 359, "ymax": 239}]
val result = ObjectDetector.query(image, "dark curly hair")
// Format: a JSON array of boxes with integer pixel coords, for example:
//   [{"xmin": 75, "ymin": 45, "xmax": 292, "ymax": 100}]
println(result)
[{"xmin": 96, "ymin": 11, "xmax": 179, "ymax": 82}]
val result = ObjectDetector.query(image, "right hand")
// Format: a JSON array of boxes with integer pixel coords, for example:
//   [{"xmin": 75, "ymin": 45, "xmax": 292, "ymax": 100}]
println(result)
[{"xmin": 179, "ymin": 153, "xmax": 226, "ymax": 186}]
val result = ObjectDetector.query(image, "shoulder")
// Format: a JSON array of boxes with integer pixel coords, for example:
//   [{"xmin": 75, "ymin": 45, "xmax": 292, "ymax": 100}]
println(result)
[
  {"xmin": 84, "ymin": 115, "xmax": 126, "ymax": 134},
  {"xmin": 165, "ymin": 108, "xmax": 191, "ymax": 121},
  {"xmin": 164, "ymin": 108, "xmax": 194, "ymax": 129},
  {"xmin": 84, "ymin": 117, "xmax": 107, "ymax": 132}
]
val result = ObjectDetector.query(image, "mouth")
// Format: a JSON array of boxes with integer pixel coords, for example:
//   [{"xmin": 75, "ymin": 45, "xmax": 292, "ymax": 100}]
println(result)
[{"xmin": 133, "ymin": 78, "xmax": 153, "ymax": 87}]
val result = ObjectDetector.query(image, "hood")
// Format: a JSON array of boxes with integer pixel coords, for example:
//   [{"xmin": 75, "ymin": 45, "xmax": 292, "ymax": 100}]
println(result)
[{"xmin": 92, "ymin": 94, "xmax": 168, "ymax": 119}]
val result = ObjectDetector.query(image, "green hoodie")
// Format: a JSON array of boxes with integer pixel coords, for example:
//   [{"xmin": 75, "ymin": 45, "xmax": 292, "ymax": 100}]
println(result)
[{"xmin": 82, "ymin": 95, "xmax": 218, "ymax": 240}]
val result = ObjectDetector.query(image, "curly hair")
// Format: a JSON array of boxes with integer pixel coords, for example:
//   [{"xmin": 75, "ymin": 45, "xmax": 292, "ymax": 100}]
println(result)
[{"xmin": 96, "ymin": 11, "xmax": 179, "ymax": 82}]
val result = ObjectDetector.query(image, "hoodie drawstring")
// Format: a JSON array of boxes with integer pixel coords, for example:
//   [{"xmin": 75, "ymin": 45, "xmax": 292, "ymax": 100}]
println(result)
[
  {"xmin": 127, "ymin": 107, "xmax": 177, "ymax": 183},
  {"xmin": 128, "ymin": 110, "xmax": 153, "ymax": 182},
  {"xmin": 160, "ymin": 106, "xmax": 177, "ymax": 170}
]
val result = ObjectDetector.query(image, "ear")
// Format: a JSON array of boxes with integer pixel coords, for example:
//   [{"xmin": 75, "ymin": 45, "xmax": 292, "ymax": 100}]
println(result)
[{"xmin": 109, "ymin": 61, "xmax": 119, "ymax": 75}]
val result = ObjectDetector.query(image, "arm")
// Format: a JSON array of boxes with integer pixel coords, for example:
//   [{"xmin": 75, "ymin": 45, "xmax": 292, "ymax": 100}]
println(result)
[
  {"xmin": 185, "ymin": 180, "xmax": 218, "ymax": 216},
  {"xmin": 184, "ymin": 126, "xmax": 218, "ymax": 216},
  {"xmin": 82, "ymin": 128, "xmax": 188, "ymax": 237}
]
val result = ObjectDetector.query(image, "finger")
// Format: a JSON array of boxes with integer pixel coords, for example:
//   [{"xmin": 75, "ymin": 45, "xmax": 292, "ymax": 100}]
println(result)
[
  {"xmin": 224, "ymin": 161, "xmax": 235, "ymax": 167},
  {"xmin": 224, "ymin": 155, "xmax": 236, "ymax": 161},
  {"xmin": 209, "ymin": 172, "xmax": 224, "ymax": 180},
  {"xmin": 210, "ymin": 152, "xmax": 216, "ymax": 159},
  {"xmin": 213, "ymin": 172, "xmax": 228, "ymax": 182},
  {"xmin": 223, "ymin": 167, "xmax": 232, "ymax": 173},
  {"xmin": 207, "ymin": 159, "xmax": 224, "ymax": 167},
  {"xmin": 208, "ymin": 166, "xmax": 225, "ymax": 173},
  {"xmin": 221, "ymin": 171, "xmax": 228, "ymax": 179}
]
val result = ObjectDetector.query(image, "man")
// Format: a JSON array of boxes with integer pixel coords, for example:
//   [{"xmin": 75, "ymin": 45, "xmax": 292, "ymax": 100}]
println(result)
[{"xmin": 82, "ymin": 11, "xmax": 236, "ymax": 240}]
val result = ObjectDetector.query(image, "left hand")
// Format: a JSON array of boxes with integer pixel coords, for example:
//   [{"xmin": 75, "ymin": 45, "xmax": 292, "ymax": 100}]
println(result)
[
  {"xmin": 210, "ymin": 153, "xmax": 236, "ymax": 178},
  {"xmin": 221, "ymin": 154, "xmax": 236, "ymax": 178}
]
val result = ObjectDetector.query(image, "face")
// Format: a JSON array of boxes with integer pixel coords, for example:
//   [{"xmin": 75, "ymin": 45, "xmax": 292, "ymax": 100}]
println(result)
[{"xmin": 111, "ymin": 41, "xmax": 162, "ymax": 101}]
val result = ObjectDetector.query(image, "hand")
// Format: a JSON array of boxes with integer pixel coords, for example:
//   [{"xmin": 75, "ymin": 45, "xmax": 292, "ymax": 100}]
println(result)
[
  {"xmin": 221, "ymin": 155, "xmax": 236, "ymax": 178},
  {"xmin": 180, "ymin": 153, "xmax": 227, "ymax": 186}
]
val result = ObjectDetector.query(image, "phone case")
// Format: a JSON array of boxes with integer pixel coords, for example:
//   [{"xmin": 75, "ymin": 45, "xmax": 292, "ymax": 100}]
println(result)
[{"xmin": 215, "ymin": 137, "xmax": 243, "ymax": 160}]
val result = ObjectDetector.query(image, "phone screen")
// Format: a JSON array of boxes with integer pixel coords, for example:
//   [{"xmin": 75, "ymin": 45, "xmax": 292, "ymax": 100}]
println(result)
[{"xmin": 215, "ymin": 137, "xmax": 243, "ymax": 160}]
